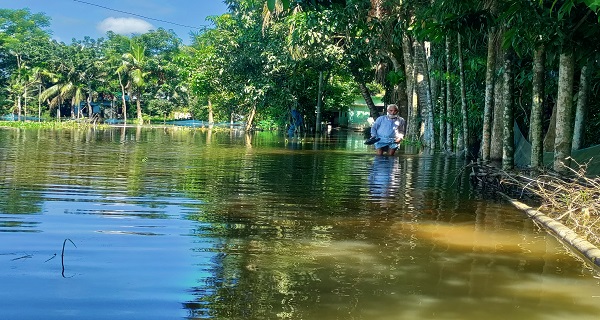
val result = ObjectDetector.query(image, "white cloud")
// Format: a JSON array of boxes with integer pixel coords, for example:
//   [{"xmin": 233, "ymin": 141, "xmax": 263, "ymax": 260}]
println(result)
[{"xmin": 97, "ymin": 17, "xmax": 154, "ymax": 35}]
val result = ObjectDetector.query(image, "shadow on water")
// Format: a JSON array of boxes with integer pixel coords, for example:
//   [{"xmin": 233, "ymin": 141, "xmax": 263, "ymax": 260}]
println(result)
[{"xmin": 0, "ymin": 127, "xmax": 599, "ymax": 319}]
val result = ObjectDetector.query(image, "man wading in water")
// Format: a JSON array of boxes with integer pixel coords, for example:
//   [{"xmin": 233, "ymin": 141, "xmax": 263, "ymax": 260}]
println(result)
[{"xmin": 366, "ymin": 104, "xmax": 406, "ymax": 156}]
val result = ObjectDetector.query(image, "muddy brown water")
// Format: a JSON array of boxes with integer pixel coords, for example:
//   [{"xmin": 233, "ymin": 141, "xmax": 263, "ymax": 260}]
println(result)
[{"xmin": 1, "ymin": 127, "xmax": 599, "ymax": 320}]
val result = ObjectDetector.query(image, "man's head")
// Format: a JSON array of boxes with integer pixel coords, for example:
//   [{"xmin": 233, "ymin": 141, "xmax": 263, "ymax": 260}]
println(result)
[{"xmin": 387, "ymin": 104, "xmax": 399, "ymax": 118}]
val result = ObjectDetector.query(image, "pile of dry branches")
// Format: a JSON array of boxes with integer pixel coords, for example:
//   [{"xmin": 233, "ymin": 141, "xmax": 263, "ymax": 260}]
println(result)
[
  {"xmin": 505, "ymin": 161, "xmax": 600, "ymax": 245},
  {"xmin": 469, "ymin": 159, "xmax": 600, "ymax": 246}
]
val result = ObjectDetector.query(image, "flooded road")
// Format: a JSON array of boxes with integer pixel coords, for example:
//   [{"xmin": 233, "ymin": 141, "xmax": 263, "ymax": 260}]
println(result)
[{"xmin": 1, "ymin": 127, "xmax": 599, "ymax": 319}]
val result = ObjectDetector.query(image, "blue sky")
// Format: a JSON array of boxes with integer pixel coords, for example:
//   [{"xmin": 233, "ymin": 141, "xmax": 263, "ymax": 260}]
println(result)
[{"xmin": 1, "ymin": 0, "xmax": 230, "ymax": 44}]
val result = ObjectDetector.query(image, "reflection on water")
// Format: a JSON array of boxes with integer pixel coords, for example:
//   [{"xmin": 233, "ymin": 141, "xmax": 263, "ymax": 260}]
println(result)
[
  {"xmin": 368, "ymin": 156, "xmax": 400, "ymax": 198},
  {"xmin": 1, "ymin": 127, "xmax": 599, "ymax": 320}
]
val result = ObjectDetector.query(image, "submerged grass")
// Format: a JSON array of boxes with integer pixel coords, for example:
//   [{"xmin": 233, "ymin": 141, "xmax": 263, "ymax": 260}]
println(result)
[
  {"xmin": 0, "ymin": 120, "xmax": 244, "ymax": 132},
  {"xmin": 0, "ymin": 120, "xmax": 239, "ymax": 132},
  {"xmin": 0, "ymin": 120, "xmax": 111, "ymax": 130}
]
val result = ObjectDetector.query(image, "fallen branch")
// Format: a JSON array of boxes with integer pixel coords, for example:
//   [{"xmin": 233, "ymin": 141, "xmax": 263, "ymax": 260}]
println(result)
[
  {"xmin": 467, "ymin": 158, "xmax": 600, "ymax": 248},
  {"xmin": 500, "ymin": 193, "xmax": 600, "ymax": 269},
  {"xmin": 62, "ymin": 238, "xmax": 77, "ymax": 278}
]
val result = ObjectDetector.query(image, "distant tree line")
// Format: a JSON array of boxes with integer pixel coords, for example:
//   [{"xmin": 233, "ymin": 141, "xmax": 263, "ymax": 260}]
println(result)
[{"xmin": 2, "ymin": 0, "xmax": 600, "ymax": 172}]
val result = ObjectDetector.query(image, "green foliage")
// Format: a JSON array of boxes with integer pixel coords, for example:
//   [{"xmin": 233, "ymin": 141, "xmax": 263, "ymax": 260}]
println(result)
[
  {"xmin": 147, "ymin": 99, "xmax": 175, "ymax": 118},
  {"xmin": 256, "ymin": 117, "xmax": 279, "ymax": 130},
  {"xmin": 1, "ymin": 9, "xmax": 53, "ymax": 116},
  {"xmin": 3, "ymin": 0, "xmax": 600, "ymax": 152},
  {"xmin": 386, "ymin": 70, "xmax": 405, "ymax": 86}
]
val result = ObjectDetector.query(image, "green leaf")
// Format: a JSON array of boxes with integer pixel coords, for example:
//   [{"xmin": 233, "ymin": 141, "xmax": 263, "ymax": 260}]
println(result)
[
  {"xmin": 583, "ymin": 0, "xmax": 600, "ymax": 11},
  {"xmin": 502, "ymin": 28, "xmax": 516, "ymax": 50},
  {"xmin": 282, "ymin": 0, "xmax": 290, "ymax": 10},
  {"xmin": 267, "ymin": 0, "xmax": 276, "ymax": 12}
]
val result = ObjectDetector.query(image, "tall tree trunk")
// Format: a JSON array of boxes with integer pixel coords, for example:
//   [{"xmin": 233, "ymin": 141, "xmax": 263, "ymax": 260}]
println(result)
[
  {"xmin": 386, "ymin": 51, "xmax": 401, "ymax": 72},
  {"xmin": 208, "ymin": 98, "xmax": 214, "ymax": 128},
  {"xmin": 572, "ymin": 60, "xmax": 591, "ymax": 151},
  {"xmin": 357, "ymin": 81, "xmax": 378, "ymax": 119},
  {"xmin": 38, "ymin": 83, "xmax": 42, "ymax": 122},
  {"xmin": 428, "ymin": 46, "xmax": 443, "ymax": 149},
  {"xmin": 439, "ymin": 74, "xmax": 447, "ymax": 150},
  {"xmin": 57, "ymin": 96, "xmax": 62, "ymax": 121},
  {"xmin": 17, "ymin": 96, "xmax": 22, "ymax": 121},
  {"xmin": 386, "ymin": 51, "xmax": 408, "ymax": 118},
  {"xmin": 15, "ymin": 54, "xmax": 23, "ymax": 121},
  {"xmin": 445, "ymin": 35, "xmax": 453, "ymax": 153},
  {"xmin": 501, "ymin": 50, "xmax": 514, "ymax": 170},
  {"xmin": 24, "ymin": 87, "xmax": 28, "ymax": 119},
  {"xmin": 118, "ymin": 71, "xmax": 127, "ymax": 124},
  {"xmin": 543, "ymin": 105, "xmax": 556, "ymax": 152},
  {"xmin": 88, "ymin": 91, "xmax": 93, "ymax": 118},
  {"xmin": 315, "ymin": 71, "xmax": 324, "ymax": 132},
  {"xmin": 490, "ymin": 74, "xmax": 504, "ymax": 160},
  {"xmin": 553, "ymin": 47, "xmax": 575, "ymax": 173},
  {"xmin": 402, "ymin": 34, "xmax": 418, "ymax": 140},
  {"xmin": 415, "ymin": 41, "xmax": 435, "ymax": 149},
  {"xmin": 136, "ymin": 89, "xmax": 143, "ymax": 124},
  {"xmin": 481, "ymin": 27, "xmax": 497, "ymax": 161},
  {"xmin": 458, "ymin": 33, "xmax": 469, "ymax": 157},
  {"xmin": 86, "ymin": 96, "xmax": 91, "ymax": 119},
  {"xmin": 245, "ymin": 104, "xmax": 257, "ymax": 131},
  {"xmin": 530, "ymin": 44, "xmax": 546, "ymax": 168}
]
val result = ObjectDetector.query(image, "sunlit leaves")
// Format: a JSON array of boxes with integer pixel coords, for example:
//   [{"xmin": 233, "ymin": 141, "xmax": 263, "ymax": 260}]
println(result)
[
  {"xmin": 0, "ymin": 8, "xmax": 51, "ymax": 47},
  {"xmin": 0, "ymin": 9, "xmax": 53, "ymax": 113},
  {"xmin": 386, "ymin": 70, "xmax": 405, "ymax": 86}
]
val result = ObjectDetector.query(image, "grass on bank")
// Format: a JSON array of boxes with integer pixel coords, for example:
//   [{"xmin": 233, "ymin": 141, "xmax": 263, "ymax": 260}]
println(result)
[
  {"xmin": 0, "ymin": 119, "xmax": 224, "ymax": 131},
  {"xmin": 0, "ymin": 119, "xmax": 111, "ymax": 129}
]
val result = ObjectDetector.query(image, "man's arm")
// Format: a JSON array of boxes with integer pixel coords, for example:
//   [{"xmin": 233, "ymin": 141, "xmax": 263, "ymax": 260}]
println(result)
[
  {"xmin": 395, "ymin": 118, "xmax": 406, "ymax": 141},
  {"xmin": 397, "ymin": 118, "xmax": 406, "ymax": 135},
  {"xmin": 370, "ymin": 117, "xmax": 380, "ymax": 137}
]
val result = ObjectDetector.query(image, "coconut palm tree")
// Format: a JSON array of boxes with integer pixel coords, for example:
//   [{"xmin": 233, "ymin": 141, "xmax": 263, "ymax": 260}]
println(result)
[{"xmin": 120, "ymin": 41, "xmax": 149, "ymax": 124}]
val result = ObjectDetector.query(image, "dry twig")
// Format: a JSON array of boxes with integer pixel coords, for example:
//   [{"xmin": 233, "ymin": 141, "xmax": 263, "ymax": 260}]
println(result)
[{"xmin": 469, "ymin": 158, "xmax": 600, "ymax": 246}]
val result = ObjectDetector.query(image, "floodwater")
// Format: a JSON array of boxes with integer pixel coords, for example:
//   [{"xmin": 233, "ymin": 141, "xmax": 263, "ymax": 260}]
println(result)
[{"xmin": 0, "ymin": 126, "xmax": 599, "ymax": 320}]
